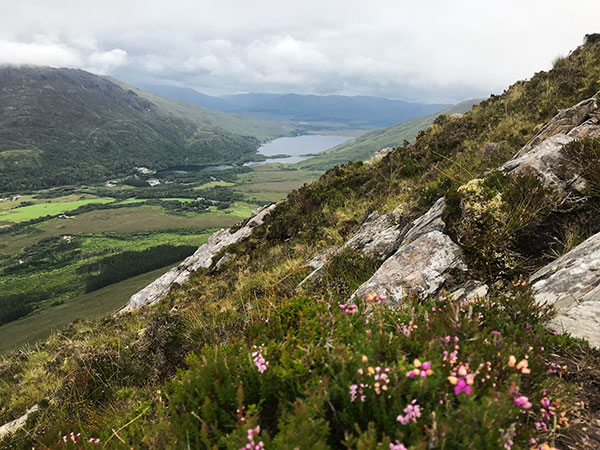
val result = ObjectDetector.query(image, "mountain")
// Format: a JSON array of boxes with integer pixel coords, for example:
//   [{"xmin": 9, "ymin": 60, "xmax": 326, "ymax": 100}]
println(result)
[
  {"xmin": 139, "ymin": 86, "xmax": 451, "ymax": 128},
  {"xmin": 137, "ymin": 84, "xmax": 234, "ymax": 111},
  {"xmin": 232, "ymin": 93, "xmax": 451, "ymax": 127},
  {"xmin": 2, "ymin": 35, "xmax": 600, "ymax": 449},
  {"xmin": 0, "ymin": 67, "xmax": 293, "ymax": 191},
  {"xmin": 297, "ymin": 99, "xmax": 481, "ymax": 170},
  {"xmin": 220, "ymin": 92, "xmax": 286, "ymax": 109}
]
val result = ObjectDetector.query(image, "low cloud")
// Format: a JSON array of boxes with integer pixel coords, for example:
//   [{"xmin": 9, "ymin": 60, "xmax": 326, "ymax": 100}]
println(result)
[
  {"xmin": 0, "ymin": 39, "xmax": 81, "ymax": 67},
  {"xmin": 2, "ymin": 1, "xmax": 600, "ymax": 102}
]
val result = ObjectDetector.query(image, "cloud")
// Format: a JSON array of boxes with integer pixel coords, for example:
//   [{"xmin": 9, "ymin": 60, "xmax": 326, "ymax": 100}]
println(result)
[
  {"xmin": 0, "ymin": 39, "xmax": 81, "ymax": 67},
  {"xmin": 87, "ymin": 48, "xmax": 128, "ymax": 74},
  {"xmin": 2, "ymin": 0, "xmax": 600, "ymax": 102}
]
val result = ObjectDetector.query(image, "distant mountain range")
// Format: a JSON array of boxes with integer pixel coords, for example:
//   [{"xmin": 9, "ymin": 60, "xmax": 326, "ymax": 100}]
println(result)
[
  {"xmin": 139, "ymin": 85, "xmax": 451, "ymax": 128},
  {"xmin": 0, "ymin": 67, "xmax": 294, "ymax": 191},
  {"xmin": 295, "ymin": 99, "xmax": 481, "ymax": 170}
]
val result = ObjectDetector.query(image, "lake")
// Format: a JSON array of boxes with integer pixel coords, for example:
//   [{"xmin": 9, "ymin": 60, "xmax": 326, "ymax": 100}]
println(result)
[
  {"xmin": 157, "ymin": 134, "xmax": 353, "ymax": 175},
  {"xmin": 247, "ymin": 134, "xmax": 352, "ymax": 165}
]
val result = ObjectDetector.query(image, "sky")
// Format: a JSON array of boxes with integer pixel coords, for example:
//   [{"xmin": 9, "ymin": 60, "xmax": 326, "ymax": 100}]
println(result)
[{"xmin": 1, "ymin": 0, "xmax": 599, "ymax": 103}]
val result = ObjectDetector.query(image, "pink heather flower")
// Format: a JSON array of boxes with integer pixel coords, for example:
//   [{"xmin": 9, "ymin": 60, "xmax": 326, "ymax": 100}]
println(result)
[
  {"xmin": 513, "ymin": 395, "xmax": 532, "ymax": 409},
  {"xmin": 448, "ymin": 364, "xmax": 475, "ymax": 395},
  {"xmin": 252, "ymin": 351, "xmax": 269, "ymax": 373},
  {"xmin": 397, "ymin": 399, "xmax": 421, "ymax": 424},
  {"xmin": 389, "ymin": 441, "xmax": 407, "ymax": 450},
  {"xmin": 339, "ymin": 304, "xmax": 358, "ymax": 315},
  {"xmin": 454, "ymin": 379, "xmax": 471, "ymax": 395},
  {"xmin": 504, "ymin": 439, "xmax": 514, "ymax": 450},
  {"xmin": 247, "ymin": 426, "xmax": 260, "ymax": 441},
  {"xmin": 378, "ymin": 295, "xmax": 387, "ymax": 301},
  {"xmin": 535, "ymin": 421, "xmax": 548, "ymax": 431},
  {"xmin": 241, "ymin": 426, "xmax": 264, "ymax": 450},
  {"xmin": 492, "ymin": 330, "xmax": 501, "ymax": 336},
  {"xmin": 349, "ymin": 384, "xmax": 358, "ymax": 402},
  {"xmin": 70, "ymin": 432, "xmax": 81, "ymax": 443},
  {"xmin": 406, "ymin": 359, "xmax": 433, "ymax": 378},
  {"xmin": 89, "ymin": 438, "xmax": 101, "ymax": 444}
]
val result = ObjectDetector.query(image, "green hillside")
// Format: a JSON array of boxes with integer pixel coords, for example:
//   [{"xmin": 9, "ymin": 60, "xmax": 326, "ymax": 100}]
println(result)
[
  {"xmin": 297, "ymin": 99, "xmax": 480, "ymax": 170},
  {"xmin": 1, "ymin": 35, "xmax": 600, "ymax": 449},
  {"xmin": 0, "ymin": 67, "xmax": 293, "ymax": 192},
  {"xmin": 110, "ymin": 79, "xmax": 296, "ymax": 142}
]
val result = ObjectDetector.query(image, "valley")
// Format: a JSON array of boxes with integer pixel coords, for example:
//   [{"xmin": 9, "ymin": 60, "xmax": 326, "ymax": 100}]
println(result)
[{"xmin": 0, "ymin": 158, "xmax": 324, "ymax": 351}]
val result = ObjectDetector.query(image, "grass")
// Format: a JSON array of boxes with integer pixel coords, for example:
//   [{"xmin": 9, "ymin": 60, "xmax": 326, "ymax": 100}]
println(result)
[
  {"xmin": 2, "ymin": 36, "xmax": 600, "ymax": 449},
  {"xmin": 0, "ymin": 264, "xmax": 178, "ymax": 354},
  {"xmin": 0, "ymin": 198, "xmax": 113, "ymax": 223},
  {"xmin": 234, "ymin": 166, "xmax": 322, "ymax": 202},
  {"xmin": 0, "ymin": 206, "xmax": 244, "ymax": 256}
]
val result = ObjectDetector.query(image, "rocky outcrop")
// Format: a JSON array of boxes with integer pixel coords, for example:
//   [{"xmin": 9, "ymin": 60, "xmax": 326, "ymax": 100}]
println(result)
[
  {"xmin": 514, "ymin": 95, "xmax": 599, "ymax": 157},
  {"xmin": 351, "ymin": 198, "xmax": 467, "ymax": 304},
  {"xmin": 297, "ymin": 206, "xmax": 407, "ymax": 288},
  {"xmin": 449, "ymin": 280, "xmax": 489, "ymax": 302},
  {"xmin": 121, "ymin": 204, "xmax": 276, "ymax": 312},
  {"xmin": 530, "ymin": 231, "xmax": 600, "ymax": 348},
  {"xmin": 365, "ymin": 147, "xmax": 394, "ymax": 165},
  {"xmin": 502, "ymin": 94, "xmax": 599, "ymax": 194},
  {"xmin": 0, "ymin": 405, "xmax": 38, "ymax": 440},
  {"xmin": 344, "ymin": 209, "xmax": 407, "ymax": 259},
  {"xmin": 353, "ymin": 230, "xmax": 466, "ymax": 303}
]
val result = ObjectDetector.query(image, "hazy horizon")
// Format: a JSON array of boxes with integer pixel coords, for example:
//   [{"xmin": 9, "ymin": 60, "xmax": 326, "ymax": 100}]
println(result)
[{"xmin": 2, "ymin": 1, "xmax": 600, "ymax": 103}]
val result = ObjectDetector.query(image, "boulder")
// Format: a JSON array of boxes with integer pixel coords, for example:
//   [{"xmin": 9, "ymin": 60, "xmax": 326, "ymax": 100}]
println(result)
[
  {"xmin": 296, "ymin": 206, "xmax": 407, "ymax": 289},
  {"xmin": 514, "ymin": 95, "xmax": 599, "ymax": 157},
  {"xmin": 402, "ymin": 197, "xmax": 446, "ymax": 244},
  {"xmin": 449, "ymin": 279, "xmax": 489, "ymax": 302},
  {"xmin": 353, "ymin": 230, "xmax": 467, "ymax": 304},
  {"xmin": 502, "ymin": 93, "xmax": 599, "ymax": 195},
  {"xmin": 530, "ymin": 231, "xmax": 600, "ymax": 348},
  {"xmin": 344, "ymin": 209, "xmax": 407, "ymax": 259},
  {"xmin": 121, "ymin": 204, "xmax": 276, "ymax": 312},
  {"xmin": 0, "ymin": 405, "xmax": 38, "ymax": 439},
  {"xmin": 350, "ymin": 197, "xmax": 470, "ymax": 304}
]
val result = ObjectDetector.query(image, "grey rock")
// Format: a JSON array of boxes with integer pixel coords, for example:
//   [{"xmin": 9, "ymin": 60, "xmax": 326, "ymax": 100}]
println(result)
[
  {"xmin": 297, "ymin": 206, "xmax": 407, "ymax": 289},
  {"xmin": 502, "ymin": 94, "xmax": 599, "ymax": 195},
  {"xmin": 501, "ymin": 134, "xmax": 582, "ymax": 193},
  {"xmin": 345, "ymin": 209, "xmax": 407, "ymax": 259},
  {"xmin": 449, "ymin": 279, "xmax": 489, "ymax": 302},
  {"xmin": 515, "ymin": 95, "xmax": 599, "ymax": 157},
  {"xmin": 353, "ymin": 230, "xmax": 467, "ymax": 304},
  {"xmin": 530, "ymin": 231, "xmax": 600, "ymax": 347},
  {"xmin": 296, "ymin": 247, "xmax": 339, "ymax": 288},
  {"xmin": 365, "ymin": 147, "xmax": 394, "ymax": 165},
  {"xmin": 121, "ymin": 204, "xmax": 276, "ymax": 312},
  {"xmin": 0, "ymin": 405, "xmax": 38, "ymax": 439},
  {"xmin": 403, "ymin": 197, "xmax": 446, "ymax": 244}
]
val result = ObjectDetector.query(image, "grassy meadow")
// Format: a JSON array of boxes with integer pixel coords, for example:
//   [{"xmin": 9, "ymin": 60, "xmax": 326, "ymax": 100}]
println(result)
[{"xmin": 0, "ymin": 164, "xmax": 324, "ymax": 352}]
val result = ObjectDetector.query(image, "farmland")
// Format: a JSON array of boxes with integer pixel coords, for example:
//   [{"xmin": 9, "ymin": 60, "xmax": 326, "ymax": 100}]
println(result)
[{"xmin": 0, "ymin": 164, "xmax": 322, "ymax": 351}]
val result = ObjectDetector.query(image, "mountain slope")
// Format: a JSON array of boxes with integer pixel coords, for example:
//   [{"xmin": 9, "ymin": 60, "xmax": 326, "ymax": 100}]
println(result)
[
  {"xmin": 2, "ymin": 35, "xmax": 600, "ymax": 449},
  {"xmin": 297, "ymin": 99, "xmax": 481, "ymax": 170},
  {"xmin": 0, "ymin": 67, "xmax": 292, "ymax": 191},
  {"xmin": 136, "ymin": 84, "xmax": 234, "ymax": 111}
]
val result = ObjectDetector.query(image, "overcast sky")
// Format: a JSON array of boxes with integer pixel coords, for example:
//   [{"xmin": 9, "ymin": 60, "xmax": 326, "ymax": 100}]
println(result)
[{"xmin": 1, "ymin": 0, "xmax": 599, "ymax": 103}]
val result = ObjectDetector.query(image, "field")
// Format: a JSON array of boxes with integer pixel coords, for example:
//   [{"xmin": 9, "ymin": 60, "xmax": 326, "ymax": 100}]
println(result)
[
  {"xmin": 0, "ymin": 264, "xmax": 178, "ymax": 353},
  {"xmin": 0, "ymin": 164, "xmax": 324, "ymax": 352}
]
